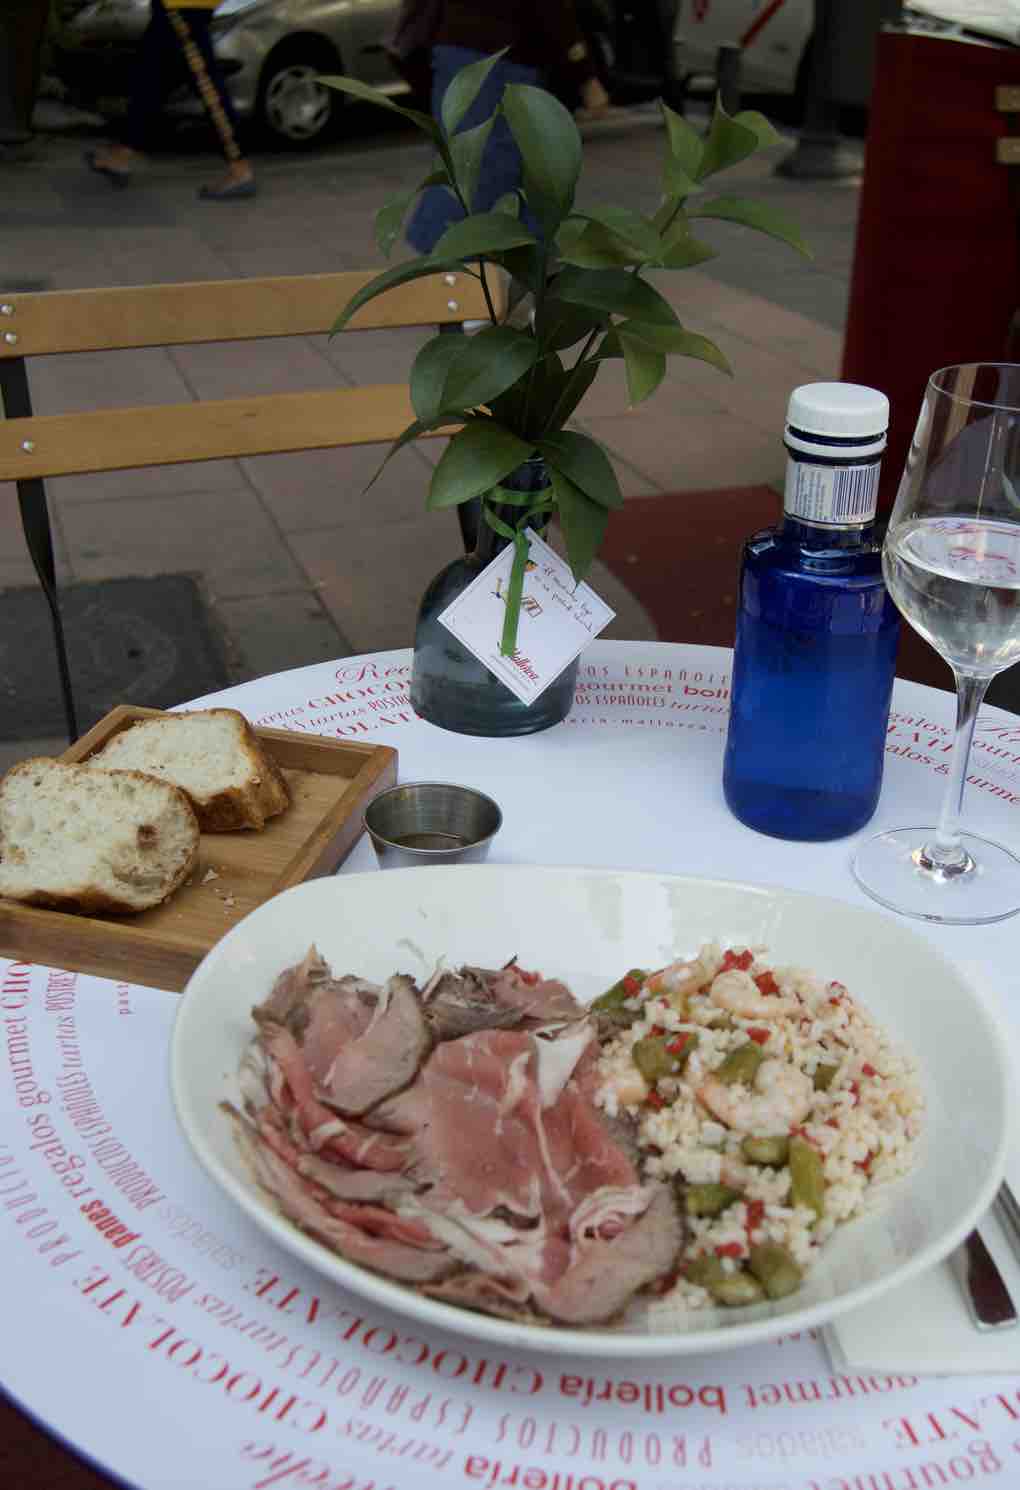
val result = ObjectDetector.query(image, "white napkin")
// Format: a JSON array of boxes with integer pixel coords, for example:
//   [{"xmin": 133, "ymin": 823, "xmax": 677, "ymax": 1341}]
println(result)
[
  {"xmin": 824, "ymin": 1152, "xmax": 1020, "ymax": 1376},
  {"xmin": 828, "ymin": 959, "xmax": 1020, "ymax": 1377}
]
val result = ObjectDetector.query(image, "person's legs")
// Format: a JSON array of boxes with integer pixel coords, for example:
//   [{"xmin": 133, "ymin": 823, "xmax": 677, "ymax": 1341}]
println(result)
[
  {"xmin": 87, "ymin": 1, "xmax": 253, "ymax": 193},
  {"xmin": 165, "ymin": 6, "xmax": 254, "ymax": 191},
  {"xmin": 407, "ymin": 45, "xmax": 541, "ymax": 253}
]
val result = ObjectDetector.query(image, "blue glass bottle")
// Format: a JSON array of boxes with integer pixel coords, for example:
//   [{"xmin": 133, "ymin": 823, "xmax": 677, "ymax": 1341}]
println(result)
[{"xmin": 723, "ymin": 384, "xmax": 901, "ymax": 842}]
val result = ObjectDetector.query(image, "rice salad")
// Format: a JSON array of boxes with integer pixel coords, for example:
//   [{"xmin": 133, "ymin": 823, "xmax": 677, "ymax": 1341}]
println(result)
[{"xmin": 593, "ymin": 943, "xmax": 925, "ymax": 1310}]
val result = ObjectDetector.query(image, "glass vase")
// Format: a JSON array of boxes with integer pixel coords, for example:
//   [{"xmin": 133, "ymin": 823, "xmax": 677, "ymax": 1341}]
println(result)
[{"xmin": 410, "ymin": 458, "xmax": 580, "ymax": 737}]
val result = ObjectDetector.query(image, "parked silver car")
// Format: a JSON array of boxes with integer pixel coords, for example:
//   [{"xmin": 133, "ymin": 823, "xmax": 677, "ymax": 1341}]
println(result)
[{"xmin": 52, "ymin": 0, "xmax": 409, "ymax": 148}]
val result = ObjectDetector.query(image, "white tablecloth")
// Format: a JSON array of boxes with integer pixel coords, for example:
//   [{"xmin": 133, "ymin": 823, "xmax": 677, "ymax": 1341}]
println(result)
[{"xmin": 2, "ymin": 641, "xmax": 1018, "ymax": 1490}]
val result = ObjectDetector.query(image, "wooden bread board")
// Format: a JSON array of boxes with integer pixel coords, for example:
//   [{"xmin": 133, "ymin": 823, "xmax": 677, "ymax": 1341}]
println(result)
[{"xmin": 0, "ymin": 705, "xmax": 397, "ymax": 993}]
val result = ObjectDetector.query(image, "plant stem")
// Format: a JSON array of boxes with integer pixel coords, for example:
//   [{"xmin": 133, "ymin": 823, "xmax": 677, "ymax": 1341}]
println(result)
[{"xmin": 540, "ymin": 326, "xmax": 603, "ymax": 436}]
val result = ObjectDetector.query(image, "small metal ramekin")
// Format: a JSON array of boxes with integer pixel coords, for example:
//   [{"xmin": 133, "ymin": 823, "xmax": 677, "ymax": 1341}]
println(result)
[{"xmin": 363, "ymin": 781, "xmax": 503, "ymax": 869}]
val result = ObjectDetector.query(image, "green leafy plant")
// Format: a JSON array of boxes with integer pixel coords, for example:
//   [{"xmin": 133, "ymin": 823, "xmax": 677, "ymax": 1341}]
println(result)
[{"xmin": 324, "ymin": 57, "xmax": 810, "ymax": 656}]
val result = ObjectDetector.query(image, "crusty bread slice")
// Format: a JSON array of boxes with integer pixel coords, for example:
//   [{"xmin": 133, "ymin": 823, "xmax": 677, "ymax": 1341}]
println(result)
[
  {"xmin": 0, "ymin": 758, "xmax": 200, "ymax": 915},
  {"xmin": 90, "ymin": 708, "xmax": 290, "ymax": 832}
]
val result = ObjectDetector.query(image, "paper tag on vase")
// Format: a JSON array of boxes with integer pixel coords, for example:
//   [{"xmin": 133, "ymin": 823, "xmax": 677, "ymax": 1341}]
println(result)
[{"xmin": 437, "ymin": 529, "xmax": 616, "ymax": 705}]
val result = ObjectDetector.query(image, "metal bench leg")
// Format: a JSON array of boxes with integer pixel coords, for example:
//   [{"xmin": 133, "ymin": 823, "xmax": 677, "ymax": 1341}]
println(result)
[{"xmin": 0, "ymin": 358, "xmax": 78, "ymax": 741}]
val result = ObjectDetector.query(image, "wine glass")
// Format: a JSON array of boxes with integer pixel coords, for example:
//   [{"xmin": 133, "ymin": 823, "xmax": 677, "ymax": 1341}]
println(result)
[{"xmin": 851, "ymin": 362, "xmax": 1020, "ymax": 924}]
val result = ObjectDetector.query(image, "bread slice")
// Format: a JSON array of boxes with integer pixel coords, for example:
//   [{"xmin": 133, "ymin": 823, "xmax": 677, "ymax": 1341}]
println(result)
[
  {"xmin": 0, "ymin": 758, "xmax": 200, "ymax": 915},
  {"xmin": 90, "ymin": 709, "xmax": 290, "ymax": 832}
]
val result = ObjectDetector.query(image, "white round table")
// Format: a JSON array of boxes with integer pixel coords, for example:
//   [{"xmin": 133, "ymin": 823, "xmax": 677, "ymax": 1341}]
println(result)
[{"xmin": 1, "ymin": 641, "xmax": 1017, "ymax": 1490}]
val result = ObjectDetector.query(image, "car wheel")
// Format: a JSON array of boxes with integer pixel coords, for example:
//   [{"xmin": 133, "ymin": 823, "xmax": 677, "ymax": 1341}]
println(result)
[{"xmin": 256, "ymin": 48, "xmax": 339, "ymax": 148}]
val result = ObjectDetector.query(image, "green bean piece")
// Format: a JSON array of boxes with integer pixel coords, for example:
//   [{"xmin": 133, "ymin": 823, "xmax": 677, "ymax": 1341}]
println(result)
[
  {"xmin": 591, "ymin": 969, "xmax": 647, "ymax": 1012},
  {"xmin": 683, "ymin": 1182, "xmax": 742, "ymax": 1217},
  {"xmin": 748, "ymin": 1242, "xmax": 804, "ymax": 1300},
  {"xmin": 709, "ymin": 1271, "xmax": 766, "ymax": 1307},
  {"xmin": 632, "ymin": 1036, "xmax": 674, "ymax": 1084},
  {"xmin": 685, "ymin": 1255, "xmax": 727, "ymax": 1289},
  {"xmin": 789, "ymin": 1136, "xmax": 826, "ymax": 1221},
  {"xmin": 713, "ymin": 1041, "xmax": 766, "ymax": 1087},
  {"xmin": 741, "ymin": 1134, "xmax": 790, "ymax": 1167},
  {"xmin": 813, "ymin": 1062, "xmax": 839, "ymax": 1092}
]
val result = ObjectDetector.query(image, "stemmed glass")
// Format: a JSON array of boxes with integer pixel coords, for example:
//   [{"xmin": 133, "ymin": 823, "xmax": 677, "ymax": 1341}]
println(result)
[{"xmin": 852, "ymin": 363, "xmax": 1020, "ymax": 924}]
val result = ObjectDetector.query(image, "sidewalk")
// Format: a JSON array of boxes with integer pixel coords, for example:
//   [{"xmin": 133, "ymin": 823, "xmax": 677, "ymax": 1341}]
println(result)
[{"xmin": 1, "ymin": 102, "xmax": 859, "ymax": 765}]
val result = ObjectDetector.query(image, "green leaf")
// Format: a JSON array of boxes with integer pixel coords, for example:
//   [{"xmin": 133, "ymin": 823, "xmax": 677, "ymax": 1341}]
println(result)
[
  {"xmin": 539, "ymin": 430, "xmax": 623, "ymax": 510},
  {"xmin": 541, "ymin": 359, "xmax": 599, "ymax": 426},
  {"xmin": 363, "ymin": 416, "xmax": 441, "ymax": 493},
  {"xmin": 319, "ymin": 75, "xmax": 441, "ymax": 142},
  {"xmin": 491, "ymin": 192, "xmax": 521, "ymax": 217},
  {"xmin": 410, "ymin": 334, "xmax": 471, "ymax": 424},
  {"xmin": 552, "ymin": 266, "xmax": 679, "ymax": 326},
  {"xmin": 620, "ymin": 320, "xmax": 732, "ymax": 375},
  {"xmin": 696, "ymin": 97, "xmax": 768, "ymax": 181},
  {"xmin": 555, "ymin": 219, "xmax": 642, "ymax": 269},
  {"xmin": 432, "ymin": 212, "xmax": 537, "ymax": 261},
  {"xmin": 661, "ymin": 100, "xmax": 704, "ymax": 182},
  {"xmin": 374, "ymin": 172, "xmax": 448, "ymax": 258},
  {"xmin": 441, "ymin": 49, "xmax": 507, "ymax": 136},
  {"xmin": 502, "ymin": 83, "xmax": 582, "ymax": 232},
  {"xmin": 549, "ymin": 467, "xmax": 609, "ymax": 585},
  {"xmin": 331, "ymin": 256, "xmax": 459, "ymax": 333},
  {"xmin": 617, "ymin": 329, "xmax": 667, "ymax": 405},
  {"xmin": 662, "ymin": 152, "xmax": 699, "ymax": 200},
  {"xmin": 489, "ymin": 350, "xmax": 564, "ymax": 437},
  {"xmin": 440, "ymin": 326, "xmax": 539, "ymax": 412},
  {"xmin": 535, "ymin": 294, "xmax": 607, "ymax": 352},
  {"xmin": 449, "ymin": 114, "xmax": 496, "ymax": 212},
  {"xmin": 658, "ymin": 216, "xmax": 718, "ymax": 269},
  {"xmin": 427, "ymin": 421, "xmax": 534, "ymax": 508},
  {"xmin": 574, "ymin": 207, "xmax": 662, "ymax": 261},
  {"xmin": 688, "ymin": 195, "xmax": 813, "ymax": 258},
  {"xmin": 733, "ymin": 108, "xmax": 782, "ymax": 150},
  {"xmin": 493, "ymin": 244, "xmax": 544, "ymax": 295}
]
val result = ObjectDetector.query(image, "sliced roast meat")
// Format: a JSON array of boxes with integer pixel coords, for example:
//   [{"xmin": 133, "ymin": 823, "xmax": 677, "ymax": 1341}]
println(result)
[
  {"xmin": 254, "ymin": 945, "xmax": 331, "ymax": 1026},
  {"xmin": 458, "ymin": 963, "xmax": 585, "ymax": 1025},
  {"xmin": 244, "ymin": 1138, "xmax": 456, "ymax": 1284},
  {"xmin": 294, "ymin": 1153, "xmax": 416, "ymax": 1205},
  {"xmin": 423, "ymin": 968, "xmax": 525, "ymax": 1041},
  {"xmin": 309, "ymin": 974, "xmax": 431, "ymax": 1116},
  {"xmin": 533, "ymin": 1184, "xmax": 682, "ymax": 1325}
]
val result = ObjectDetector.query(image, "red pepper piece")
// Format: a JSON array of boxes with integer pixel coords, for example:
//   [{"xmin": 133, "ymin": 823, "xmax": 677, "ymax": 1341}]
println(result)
[
  {"xmin": 622, "ymin": 973, "xmax": 644, "ymax": 997},
  {"xmin": 747, "ymin": 1027, "xmax": 770, "ymax": 1045},
  {"xmin": 517, "ymin": 967, "xmax": 540, "ymax": 986},
  {"xmin": 646, "ymin": 1090, "xmax": 666, "ymax": 1110},
  {"xmin": 666, "ymin": 1033, "xmax": 692, "ymax": 1055},
  {"xmin": 861, "ymin": 1062, "xmax": 877, "ymax": 1078},
  {"xmin": 754, "ymin": 971, "xmax": 780, "ymax": 996},
  {"xmin": 721, "ymin": 948, "xmax": 754, "ymax": 973},
  {"xmin": 714, "ymin": 1241, "xmax": 744, "ymax": 1259},
  {"xmin": 745, "ymin": 1199, "xmax": 765, "ymax": 1232}
]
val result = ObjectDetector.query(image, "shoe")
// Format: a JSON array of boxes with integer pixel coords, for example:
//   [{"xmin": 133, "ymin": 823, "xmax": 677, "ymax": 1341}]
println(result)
[
  {"xmin": 83, "ymin": 147, "xmax": 131, "ymax": 189},
  {"xmin": 198, "ymin": 178, "xmax": 256, "ymax": 200}
]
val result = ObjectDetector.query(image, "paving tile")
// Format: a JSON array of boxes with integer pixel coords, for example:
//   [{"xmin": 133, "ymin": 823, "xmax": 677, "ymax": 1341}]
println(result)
[
  {"xmin": 48, "ymin": 460, "xmax": 244, "ymax": 504},
  {"xmin": 215, "ymin": 591, "xmax": 352, "ymax": 682},
  {"xmin": 323, "ymin": 326, "xmax": 433, "ymax": 387},
  {"xmin": 577, "ymin": 409, "xmax": 782, "ymax": 493},
  {"xmin": 288, "ymin": 510, "xmax": 464, "ymax": 653},
  {"xmin": 59, "ymin": 488, "xmax": 306, "ymax": 599},
  {"xmin": 24, "ymin": 347, "xmax": 192, "ymax": 413},
  {"xmin": 0, "ymin": 483, "xmax": 72, "ymax": 589},
  {"xmin": 243, "ymin": 441, "xmax": 437, "ymax": 534},
  {"xmin": 170, "ymin": 335, "xmax": 341, "ymax": 399}
]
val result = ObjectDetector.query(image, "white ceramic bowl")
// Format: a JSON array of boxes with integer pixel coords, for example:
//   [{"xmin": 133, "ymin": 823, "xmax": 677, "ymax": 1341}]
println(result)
[{"xmin": 170, "ymin": 865, "xmax": 1014, "ymax": 1357}]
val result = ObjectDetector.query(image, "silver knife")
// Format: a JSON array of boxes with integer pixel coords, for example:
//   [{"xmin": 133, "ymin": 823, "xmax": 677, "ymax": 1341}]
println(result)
[{"xmin": 950, "ymin": 1229, "xmax": 1018, "ymax": 1331}]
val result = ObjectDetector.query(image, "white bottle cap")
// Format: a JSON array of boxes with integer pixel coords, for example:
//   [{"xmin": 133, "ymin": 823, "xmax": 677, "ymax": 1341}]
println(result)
[{"xmin": 786, "ymin": 382, "xmax": 889, "ymax": 442}]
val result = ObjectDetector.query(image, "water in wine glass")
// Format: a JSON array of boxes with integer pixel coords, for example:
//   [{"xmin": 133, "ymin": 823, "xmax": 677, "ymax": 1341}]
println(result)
[
  {"xmin": 884, "ymin": 516, "xmax": 1020, "ymax": 676},
  {"xmin": 851, "ymin": 360, "xmax": 1020, "ymax": 925}
]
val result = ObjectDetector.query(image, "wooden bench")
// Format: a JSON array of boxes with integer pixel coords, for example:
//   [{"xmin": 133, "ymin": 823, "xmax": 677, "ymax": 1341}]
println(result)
[{"xmin": 0, "ymin": 268, "xmax": 497, "ymax": 738}]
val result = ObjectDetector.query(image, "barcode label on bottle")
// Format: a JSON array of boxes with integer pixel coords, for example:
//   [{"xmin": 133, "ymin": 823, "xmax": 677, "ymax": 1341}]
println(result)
[{"xmin": 784, "ymin": 460, "xmax": 880, "ymax": 526}]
